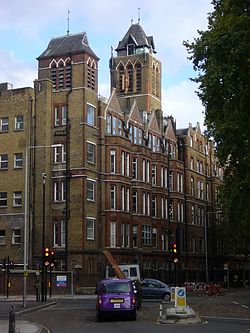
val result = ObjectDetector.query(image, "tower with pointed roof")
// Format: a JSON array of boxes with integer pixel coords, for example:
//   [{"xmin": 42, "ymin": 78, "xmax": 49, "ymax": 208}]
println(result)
[{"xmin": 110, "ymin": 23, "xmax": 162, "ymax": 114}]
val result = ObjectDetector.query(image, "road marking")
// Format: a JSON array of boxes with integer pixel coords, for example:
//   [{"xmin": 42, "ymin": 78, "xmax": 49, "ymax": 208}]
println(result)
[
  {"xmin": 232, "ymin": 301, "xmax": 239, "ymax": 305},
  {"xmin": 202, "ymin": 315, "xmax": 250, "ymax": 321},
  {"xmin": 241, "ymin": 305, "xmax": 249, "ymax": 309}
]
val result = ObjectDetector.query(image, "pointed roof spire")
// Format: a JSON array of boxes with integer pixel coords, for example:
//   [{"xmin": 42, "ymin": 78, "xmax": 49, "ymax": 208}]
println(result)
[{"xmin": 115, "ymin": 23, "xmax": 156, "ymax": 53}]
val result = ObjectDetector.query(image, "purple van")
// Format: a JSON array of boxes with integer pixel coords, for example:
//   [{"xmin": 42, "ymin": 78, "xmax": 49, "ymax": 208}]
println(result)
[{"xmin": 96, "ymin": 278, "xmax": 137, "ymax": 321}]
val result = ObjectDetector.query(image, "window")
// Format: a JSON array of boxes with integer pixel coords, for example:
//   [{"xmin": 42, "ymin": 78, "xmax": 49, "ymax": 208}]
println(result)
[
  {"xmin": 152, "ymin": 164, "xmax": 156, "ymax": 185},
  {"xmin": 54, "ymin": 144, "xmax": 66, "ymax": 164},
  {"xmin": 110, "ymin": 150, "xmax": 116, "ymax": 173},
  {"xmin": 191, "ymin": 205, "xmax": 195, "ymax": 224},
  {"xmin": 86, "ymin": 179, "xmax": 95, "ymax": 201},
  {"xmin": 118, "ymin": 119, "xmax": 122, "ymax": 136},
  {"xmin": 121, "ymin": 223, "xmax": 130, "ymax": 248},
  {"xmin": 86, "ymin": 218, "xmax": 95, "ymax": 240},
  {"xmin": 112, "ymin": 116, "xmax": 117, "ymax": 135},
  {"xmin": 160, "ymin": 166, "xmax": 164, "ymax": 187},
  {"xmin": 152, "ymin": 196, "xmax": 157, "ymax": 217},
  {"xmin": 14, "ymin": 153, "xmax": 23, "ymax": 168},
  {"xmin": 0, "ymin": 154, "xmax": 8, "ymax": 169},
  {"xmin": 169, "ymin": 171, "xmax": 173, "ymax": 190},
  {"xmin": 0, "ymin": 117, "xmax": 8, "ymax": 132},
  {"xmin": 110, "ymin": 185, "xmax": 116, "ymax": 210},
  {"xmin": 87, "ymin": 142, "xmax": 95, "ymax": 164},
  {"xmin": 13, "ymin": 192, "xmax": 22, "ymax": 207},
  {"xmin": 121, "ymin": 151, "xmax": 125, "ymax": 175},
  {"xmin": 132, "ymin": 225, "xmax": 138, "ymax": 248},
  {"xmin": 0, "ymin": 230, "xmax": 6, "ymax": 244},
  {"xmin": 126, "ymin": 153, "xmax": 130, "ymax": 176},
  {"xmin": 152, "ymin": 228, "xmax": 157, "ymax": 248},
  {"xmin": 106, "ymin": 114, "xmax": 111, "ymax": 133},
  {"xmin": 142, "ymin": 159, "xmax": 146, "ymax": 182},
  {"xmin": 15, "ymin": 115, "xmax": 24, "ymax": 130},
  {"xmin": 110, "ymin": 222, "xmax": 116, "ymax": 247},
  {"xmin": 126, "ymin": 188, "xmax": 130, "ymax": 212},
  {"xmin": 177, "ymin": 172, "xmax": 183, "ymax": 192},
  {"xmin": 142, "ymin": 225, "xmax": 152, "ymax": 246},
  {"xmin": 86, "ymin": 104, "xmax": 95, "ymax": 126},
  {"xmin": 87, "ymin": 60, "xmax": 96, "ymax": 90},
  {"xmin": 132, "ymin": 191, "xmax": 137, "ymax": 213},
  {"xmin": 142, "ymin": 192, "xmax": 146, "ymax": 215},
  {"xmin": 0, "ymin": 192, "xmax": 7, "ymax": 207},
  {"xmin": 190, "ymin": 157, "xmax": 194, "ymax": 170},
  {"xmin": 53, "ymin": 220, "xmax": 66, "ymax": 247},
  {"xmin": 54, "ymin": 106, "xmax": 67, "ymax": 127},
  {"xmin": 12, "ymin": 228, "xmax": 21, "ymax": 244},
  {"xmin": 177, "ymin": 202, "xmax": 184, "ymax": 222},
  {"xmin": 121, "ymin": 186, "xmax": 125, "ymax": 211},
  {"xmin": 146, "ymin": 161, "xmax": 150, "ymax": 183},
  {"xmin": 132, "ymin": 157, "xmax": 137, "ymax": 179},
  {"xmin": 53, "ymin": 181, "xmax": 66, "ymax": 202},
  {"xmin": 136, "ymin": 63, "xmax": 141, "ymax": 92}
]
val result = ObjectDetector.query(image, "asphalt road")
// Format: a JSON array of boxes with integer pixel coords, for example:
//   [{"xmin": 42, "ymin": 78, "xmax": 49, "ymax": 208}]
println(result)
[{"xmin": 0, "ymin": 289, "xmax": 250, "ymax": 333}]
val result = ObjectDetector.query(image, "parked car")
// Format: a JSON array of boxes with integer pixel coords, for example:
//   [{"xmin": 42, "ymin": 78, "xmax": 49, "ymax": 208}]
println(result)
[
  {"xmin": 96, "ymin": 278, "xmax": 137, "ymax": 321},
  {"xmin": 141, "ymin": 278, "xmax": 171, "ymax": 301}
]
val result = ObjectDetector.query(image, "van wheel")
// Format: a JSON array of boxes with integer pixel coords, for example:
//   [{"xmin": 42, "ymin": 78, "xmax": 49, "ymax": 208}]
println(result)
[{"xmin": 163, "ymin": 293, "xmax": 171, "ymax": 302}]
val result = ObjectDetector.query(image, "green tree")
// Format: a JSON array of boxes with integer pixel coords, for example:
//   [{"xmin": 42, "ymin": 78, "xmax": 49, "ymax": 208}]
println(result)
[{"xmin": 184, "ymin": 0, "xmax": 250, "ymax": 266}]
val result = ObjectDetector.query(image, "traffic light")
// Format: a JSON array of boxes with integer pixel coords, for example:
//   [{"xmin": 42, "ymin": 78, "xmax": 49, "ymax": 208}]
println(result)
[
  {"xmin": 1, "ymin": 257, "xmax": 7, "ymax": 269},
  {"xmin": 44, "ymin": 247, "xmax": 50, "ymax": 267},
  {"xmin": 50, "ymin": 251, "xmax": 55, "ymax": 268},
  {"xmin": 173, "ymin": 243, "xmax": 177, "ymax": 254}
]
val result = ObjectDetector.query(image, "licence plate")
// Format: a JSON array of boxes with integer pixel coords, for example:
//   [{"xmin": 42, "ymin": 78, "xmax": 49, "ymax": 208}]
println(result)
[{"xmin": 110, "ymin": 298, "xmax": 124, "ymax": 303}]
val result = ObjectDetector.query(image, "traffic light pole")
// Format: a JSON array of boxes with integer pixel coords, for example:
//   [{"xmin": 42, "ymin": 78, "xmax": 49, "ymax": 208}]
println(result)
[{"xmin": 41, "ymin": 174, "xmax": 46, "ymax": 302}]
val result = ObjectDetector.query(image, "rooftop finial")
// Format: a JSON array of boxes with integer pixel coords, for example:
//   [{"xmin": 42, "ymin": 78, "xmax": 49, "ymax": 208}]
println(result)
[
  {"xmin": 138, "ymin": 7, "xmax": 141, "ymax": 23},
  {"xmin": 131, "ymin": 18, "xmax": 133, "ymax": 25},
  {"xmin": 67, "ymin": 9, "xmax": 70, "ymax": 36}
]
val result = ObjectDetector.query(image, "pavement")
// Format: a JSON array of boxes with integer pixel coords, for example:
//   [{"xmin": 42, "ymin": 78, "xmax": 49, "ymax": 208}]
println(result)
[{"xmin": 0, "ymin": 295, "xmax": 95, "ymax": 333}]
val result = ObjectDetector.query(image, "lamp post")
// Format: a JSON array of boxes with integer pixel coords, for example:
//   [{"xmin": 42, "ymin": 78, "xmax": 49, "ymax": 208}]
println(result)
[
  {"xmin": 23, "ymin": 144, "xmax": 62, "ymax": 307},
  {"xmin": 205, "ymin": 210, "xmax": 222, "ymax": 283}
]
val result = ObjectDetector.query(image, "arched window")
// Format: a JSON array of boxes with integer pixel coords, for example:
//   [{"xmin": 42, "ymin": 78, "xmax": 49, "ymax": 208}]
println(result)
[
  {"xmin": 127, "ymin": 63, "xmax": 133, "ymax": 93},
  {"xmin": 118, "ymin": 64, "xmax": 125, "ymax": 93},
  {"xmin": 65, "ymin": 60, "xmax": 72, "ymax": 90},
  {"xmin": 58, "ymin": 62, "xmax": 64, "ymax": 90},
  {"xmin": 152, "ymin": 63, "xmax": 156, "ymax": 95},
  {"xmin": 135, "ymin": 63, "xmax": 141, "ymax": 93},
  {"xmin": 156, "ymin": 66, "xmax": 160, "ymax": 97},
  {"xmin": 51, "ymin": 63, "xmax": 57, "ymax": 91},
  {"xmin": 87, "ymin": 59, "xmax": 96, "ymax": 90}
]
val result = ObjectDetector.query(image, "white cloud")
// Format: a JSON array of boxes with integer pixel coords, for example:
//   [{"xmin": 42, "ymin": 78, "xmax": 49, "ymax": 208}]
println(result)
[
  {"xmin": 162, "ymin": 80, "xmax": 205, "ymax": 130},
  {"xmin": 0, "ymin": 51, "xmax": 36, "ymax": 88}
]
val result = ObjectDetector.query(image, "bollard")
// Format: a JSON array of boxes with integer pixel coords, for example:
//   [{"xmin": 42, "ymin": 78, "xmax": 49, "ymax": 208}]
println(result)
[
  {"xmin": 9, "ymin": 305, "xmax": 16, "ymax": 333},
  {"xmin": 159, "ymin": 304, "xmax": 162, "ymax": 319}
]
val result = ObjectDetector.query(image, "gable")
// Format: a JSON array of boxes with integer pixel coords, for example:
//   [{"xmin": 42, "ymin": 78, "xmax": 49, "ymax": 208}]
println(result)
[
  {"xmin": 127, "ymin": 101, "xmax": 143, "ymax": 125},
  {"xmin": 148, "ymin": 110, "xmax": 161, "ymax": 135},
  {"xmin": 105, "ymin": 88, "xmax": 123, "ymax": 116}
]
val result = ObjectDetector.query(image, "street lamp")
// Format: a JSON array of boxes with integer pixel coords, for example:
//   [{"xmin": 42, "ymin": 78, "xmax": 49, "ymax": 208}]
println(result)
[
  {"xmin": 205, "ymin": 210, "xmax": 222, "ymax": 283},
  {"xmin": 23, "ymin": 144, "xmax": 62, "ymax": 307}
]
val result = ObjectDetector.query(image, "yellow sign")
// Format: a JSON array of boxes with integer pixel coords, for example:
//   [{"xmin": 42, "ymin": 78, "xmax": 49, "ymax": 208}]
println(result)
[
  {"xmin": 175, "ymin": 287, "xmax": 186, "ymax": 309},
  {"xmin": 23, "ymin": 271, "xmax": 29, "ymax": 277}
]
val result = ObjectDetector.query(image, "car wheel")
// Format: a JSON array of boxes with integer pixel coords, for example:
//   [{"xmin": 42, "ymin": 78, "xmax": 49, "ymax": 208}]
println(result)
[{"xmin": 163, "ymin": 293, "xmax": 171, "ymax": 302}]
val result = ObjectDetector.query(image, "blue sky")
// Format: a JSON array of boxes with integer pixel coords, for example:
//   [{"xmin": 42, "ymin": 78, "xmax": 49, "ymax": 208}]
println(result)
[{"xmin": 0, "ymin": 0, "xmax": 213, "ymax": 130}]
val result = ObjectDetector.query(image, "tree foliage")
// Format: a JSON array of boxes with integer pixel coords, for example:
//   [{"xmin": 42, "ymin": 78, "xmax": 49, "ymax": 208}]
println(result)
[{"xmin": 184, "ymin": 0, "xmax": 250, "ymax": 254}]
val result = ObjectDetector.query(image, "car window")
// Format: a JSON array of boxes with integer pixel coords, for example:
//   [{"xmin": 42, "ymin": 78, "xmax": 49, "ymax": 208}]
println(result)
[{"xmin": 105, "ymin": 282, "xmax": 131, "ymax": 293}]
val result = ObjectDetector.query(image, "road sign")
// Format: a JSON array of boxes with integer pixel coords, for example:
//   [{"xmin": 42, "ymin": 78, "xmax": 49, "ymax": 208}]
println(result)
[
  {"xmin": 175, "ymin": 287, "xmax": 186, "ymax": 309},
  {"xmin": 56, "ymin": 275, "xmax": 67, "ymax": 287}
]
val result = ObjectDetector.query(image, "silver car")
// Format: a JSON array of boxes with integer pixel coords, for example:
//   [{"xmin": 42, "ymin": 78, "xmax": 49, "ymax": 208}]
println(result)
[{"xmin": 141, "ymin": 278, "xmax": 171, "ymax": 301}]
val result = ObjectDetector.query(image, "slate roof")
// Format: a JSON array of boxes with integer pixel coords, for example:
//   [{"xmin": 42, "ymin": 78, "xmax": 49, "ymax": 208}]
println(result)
[
  {"xmin": 37, "ymin": 32, "xmax": 98, "ymax": 60},
  {"xmin": 116, "ymin": 23, "xmax": 156, "ymax": 53}
]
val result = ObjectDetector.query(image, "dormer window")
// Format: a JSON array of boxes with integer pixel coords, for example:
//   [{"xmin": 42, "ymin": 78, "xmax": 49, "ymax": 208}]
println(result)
[{"xmin": 127, "ymin": 44, "xmax": 135, "ymax": 55}]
